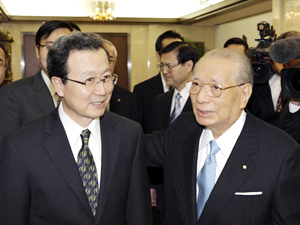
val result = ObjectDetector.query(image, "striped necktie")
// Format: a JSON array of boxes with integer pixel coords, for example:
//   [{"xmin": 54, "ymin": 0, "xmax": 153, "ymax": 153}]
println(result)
[
  {"xmin": 196, "ymin": 140, "xmax": 220, "ymax": 220},
  {"xmin": 77, "ymin": 129, "xmax": 99, "ymax": 217},
  {"xmin": 170, "ymin": 93, "xmax": 182, "ymax": 124}
]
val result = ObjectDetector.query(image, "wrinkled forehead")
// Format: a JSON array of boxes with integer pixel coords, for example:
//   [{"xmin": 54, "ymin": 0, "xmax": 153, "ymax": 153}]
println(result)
[{"xmin": 193, "ymin": 57, "xmax": 235, "ymax": 83}]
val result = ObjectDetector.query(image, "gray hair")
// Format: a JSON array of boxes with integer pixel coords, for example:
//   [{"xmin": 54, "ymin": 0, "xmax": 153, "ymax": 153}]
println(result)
[{"xmin": 195, "ymin": 48, "xmax": 253, "ymax": 86}]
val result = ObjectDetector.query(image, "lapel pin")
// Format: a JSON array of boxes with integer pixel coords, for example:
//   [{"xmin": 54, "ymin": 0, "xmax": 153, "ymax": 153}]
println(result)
[
  {"xmin": 243, "ymin": 165, "xmax": 247, "ymax": 170},
  {"xmin": 118, "ymin": 99, "xmax": 121, "ymax": 102}
]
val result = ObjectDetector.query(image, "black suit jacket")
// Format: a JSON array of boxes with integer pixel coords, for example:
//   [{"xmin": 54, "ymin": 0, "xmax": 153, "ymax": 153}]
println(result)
[
  {"xmin": 133, "ymin": 73, "xmax": 164, "ymax": 134},
  {"xmin": 153, "ymin": 89, "xmax": 192, "ymax": 131},
  {"xmin": 0, "ymin": 110, "xmax": 152, "ymax": 225},
  {"xmin": 110, "ymin": 85, "xmax": 138, "ymax": 122},
  {"xmin": 0, "ymin": 71, "xmax": 55, "ymax": 144},
  {"xmin": 247, "ymin": 82, "xmax": 286, "ymax": 127},
  {"xmin": 146, "ymin": 112, "xmax": 300, "ymax": 225},
  {"xmin": 280, "ymin": 103, "xmax": 300, "ymax": 143}
]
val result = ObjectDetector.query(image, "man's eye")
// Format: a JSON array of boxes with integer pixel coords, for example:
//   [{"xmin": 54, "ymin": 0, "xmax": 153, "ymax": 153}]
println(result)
[
  {"xmin": 192, "ymin": 82, "xmax": 200, "ymax": 87},
  {"xmin": 86, "ymin": 78, "xmax": 94, "ymax": 82},
  {"xmin": 211, "ymin": 85, "xmax": 221, "ymax": 90},
  {"xmin": 103, "ymin": 74, "xmax": 112, "ymax": 79}
]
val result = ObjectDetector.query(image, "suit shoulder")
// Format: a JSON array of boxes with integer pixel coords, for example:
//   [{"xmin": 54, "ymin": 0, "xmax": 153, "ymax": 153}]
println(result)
[
  {"xmin": 0, "ymin": 76, "xmax": 35, "ymax": 93},
  {"xmin": 133, "ymin": 74, "xmax": 161, "ymax": 90},
  {"xmin": 113, "ymin": 85, "xmax": 136, "ymax": 98},
  {"xmin": 104, "ymin": 111, "xmax": 141, "ymax": 129}
]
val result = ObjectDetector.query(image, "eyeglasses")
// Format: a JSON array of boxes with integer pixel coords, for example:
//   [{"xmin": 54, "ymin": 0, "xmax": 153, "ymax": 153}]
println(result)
[
  {"xmin": 38, "ymin": 44, "xmax": 53, "ymax": 50},
  {"xmin": 185, "ymin": 80, "xmax": 246, "ymax": 98},
  {"xmin": 158, "ymin": 63, "xmax": 180, "ymax": 72},
  {"xmin": 63, "ymin": 74, "xmax": 118, "ymax": 91}
]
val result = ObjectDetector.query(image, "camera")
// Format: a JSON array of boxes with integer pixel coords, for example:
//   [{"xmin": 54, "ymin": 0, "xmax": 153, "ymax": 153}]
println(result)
[
  {"xmin": 280, "ymin": 67, "xmax": 300, "ymax": 99},
  {"xmin": 246, "ymin": 21, "xmax": 277, "ymax": 85}
]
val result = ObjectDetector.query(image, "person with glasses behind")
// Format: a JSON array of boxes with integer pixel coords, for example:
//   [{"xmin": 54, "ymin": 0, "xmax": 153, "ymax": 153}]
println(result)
[
  {"xmin": 145, "ymin": 48, "xmax": 300, "ymax": 225},
  {"xmin": 103, "ymin": 39, "xmax": 138, "ymax": 122},
  {"xmin": 153, "ymin": 41, "xmax": 195, "ymax": 131},
  {"xmin": 0, "ymin": 43, "xmax": 8, "ymax": 87},
  {"xmin": 0, "ymin": 20, "xmax": 75, "ymax": 145},
  {"xmin": 0, "ymin": 32, "xmax": 152, "ymax": 225}
]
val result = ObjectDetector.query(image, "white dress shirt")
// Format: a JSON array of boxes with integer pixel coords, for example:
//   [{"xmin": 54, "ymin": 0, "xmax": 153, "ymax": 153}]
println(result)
[
  {"xmin": 41, "ymin": 70, "xmax": 60, "ymax": 107},
  {"xmin": 196, "ymin": 110, "xmax": 246, "ymax": 200},
  {"xmin": 58, "ymin": 104, "xmax": 102, "ymax": 189},
  {"xmin": 268, "ymin": 73, "xmax": 281, "ymax": 111}
]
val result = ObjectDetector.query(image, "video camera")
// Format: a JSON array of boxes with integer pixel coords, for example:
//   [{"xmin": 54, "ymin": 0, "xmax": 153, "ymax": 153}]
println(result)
[{"xmin": 246, "ymin": 21, "xmax": 277, "ymax": 85}]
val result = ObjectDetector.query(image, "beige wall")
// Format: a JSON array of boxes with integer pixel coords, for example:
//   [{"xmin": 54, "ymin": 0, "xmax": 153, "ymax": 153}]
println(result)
[
  {"xmin": 215, "ymin": 12, "xmax": 273, "ymax": 49},
  {"xmin": 0, "ymin": 22, "xmax": 214, "ymax": 91}
]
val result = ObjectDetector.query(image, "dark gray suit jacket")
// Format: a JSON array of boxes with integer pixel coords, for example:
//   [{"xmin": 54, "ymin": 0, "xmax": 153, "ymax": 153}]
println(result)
[
  {"xmin": 153, "ymin": 89, "xmax": 192, "ymax": 131},
  {"xmin": 0, "ymin": 71, "xmax": 55, "ymax": 144},
  {"xmin": 133, "ymin": 73, "xmax": 164, "ymax": 134},
  {"xmin": 110, "ymin": 85, "xmax": 138, "ymax": 122},
  {"xmin": 146, "ymin": 112, "xmax": 300, "ymax": 225},
  {"xmin": 0, "ymin": 110, "xmax": 152, "ymax": 225}
]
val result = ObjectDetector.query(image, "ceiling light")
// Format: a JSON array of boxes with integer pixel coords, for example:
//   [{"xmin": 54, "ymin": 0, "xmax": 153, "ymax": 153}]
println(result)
[{"xmin": 90, "ymin": 0, "xmax": 116, "ymax": 21}]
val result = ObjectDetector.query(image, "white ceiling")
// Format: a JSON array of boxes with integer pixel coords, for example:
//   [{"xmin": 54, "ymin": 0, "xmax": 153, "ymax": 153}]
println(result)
[
  {"xmin": 0, "ymin": 0, "xmax": 272, "ymax": 25},
  {"xmin": 0, "ymin": 0, "xmax": 224, "ymax": 19}
]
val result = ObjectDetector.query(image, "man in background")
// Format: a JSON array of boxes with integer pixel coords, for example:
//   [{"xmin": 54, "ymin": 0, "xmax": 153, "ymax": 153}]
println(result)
[
  {"xmin": 154, "ymin": 41, "xmax": 195, "ymax": 131},
  {"xmin": 0, "ymin": 43, "xmax": 8, "ymax": 87},
  {"xmin": 133, "ymin": 30, "xmax": 184, "ymax": 225},
  {"xmin": 133, "ymin": 30, "xmax": 184, "ymax": 134},
  {"xmin": 0, "ymin": 20, "xmax": 75, "ymax": 144},
  {"xmin": 269, "ymin": 36, "xmax": 300, "ymax": 143},
  {"xmin": 103, "ymin": 39, "xmax": 138, "ymax": 121},
  {"xmin": 223, "ymin": 37, "xmax": 248, "ymax": 54}
]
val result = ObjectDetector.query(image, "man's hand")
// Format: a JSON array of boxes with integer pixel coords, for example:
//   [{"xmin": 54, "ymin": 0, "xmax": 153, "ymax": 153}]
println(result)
[{"xmin": 150, "ymin": 188, "xmax": 157, "ymax": 207}]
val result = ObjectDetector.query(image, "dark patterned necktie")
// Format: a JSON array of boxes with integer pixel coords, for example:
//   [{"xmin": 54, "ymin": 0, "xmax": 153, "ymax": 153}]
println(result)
[
  {"xmin": 276, "ymin": 91, "xmax": 286, "ymax": 112},
  {"xmin": 77, "ymin": 129, "xmax": 99, "ymax": 217}
]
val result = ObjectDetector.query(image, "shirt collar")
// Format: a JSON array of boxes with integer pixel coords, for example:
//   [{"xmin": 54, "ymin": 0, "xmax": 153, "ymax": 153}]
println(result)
[
  {"xmin": 200, "ymin": 110, "xmax": 246, "ymax": 158},
  {"xmin": 41, "ymin": 70, "xmax": 56, "ymax": 97},
  {"xmin": 173, "ymin": 86, "xmax": 189, "ymax": 102},
  {"xmin": 58, "ymin": 103, "xmax": 101, "ymax": 149}
]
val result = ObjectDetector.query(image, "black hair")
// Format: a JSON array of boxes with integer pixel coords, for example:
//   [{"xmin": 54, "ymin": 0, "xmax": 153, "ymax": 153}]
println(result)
[
  {"xmin": 47, "ymin": 32, "xmax": 107, "ymax": 83},
  {"xmin": 223, "ymin": 37, "xmax": 248, "ymax": 51},
  {"xmin": 159, "ymin": 41, "xmax": 196, "ymax": 68},
  {"xmin": 68, "ymin": 22, "xmax": 81, "ymax": 31},
  {"xmin": 155, "ymin": 30, "xmax": 184, "ymax": 52},
  {"xmin": 35, "ymin": 20, "xmax": 73, "ymax": 46}
]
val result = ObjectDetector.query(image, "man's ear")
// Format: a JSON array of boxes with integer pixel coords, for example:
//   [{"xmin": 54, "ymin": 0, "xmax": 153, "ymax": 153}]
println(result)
[
  {"xmin": 155, "ymin": 51, "xmax": 160, "ymax": 63},
  {"xmin": 35, "ymin": 45, "xmax": 40, "ymax": 59},
  {"xmin": 240, "ymin": 83, "xmax": 252, "ymax": 109},
  {"xmin": 185, "ymin": 60, "xmax": 193, "ymax": 72},
  {"xmin": 51, "ymin": 76, "xmax": 64, "ymax": 97}
]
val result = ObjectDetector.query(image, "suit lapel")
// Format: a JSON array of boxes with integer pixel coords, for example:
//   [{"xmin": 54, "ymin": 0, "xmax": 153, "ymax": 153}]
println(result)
[
  {"xmin": 182, "ymin": 97, "xmax": 192, "ymax": 113},
  {"xmin": 198, "ymin": 114, "xmax": 259, "ymax": 225},
  {"xmin": 183, "ymin": 123, "xmax": 203, "ymax": 224},
  {"xmin": 95, "ymin": 112, "xmax": 120, "ymax": 224},
  {"xmin": 42, "ymin": 110, "xmax": 94, "ymax": 220},
  {"xmin": 32, "ymin": 71, "xmax": 55, "ymax": 115}
]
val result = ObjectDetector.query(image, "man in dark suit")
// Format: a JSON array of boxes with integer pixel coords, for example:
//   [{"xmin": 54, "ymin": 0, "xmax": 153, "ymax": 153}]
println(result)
[
  {"xmin": 146, "ymin": 48, "xmax": 300, "ymax": 225},
  {"xmin": 0, "ymin": 20, "xmax": 74, "ymax": 145},
  {"xmin": 0, "ymin": 32, "xmax": 152, "ymax": 225},
  {"xmin": 133, "ymin": 30, "xmax": 184, "ymax": 134},
  {"xmin": 269, "ymin": 36, "xmax": 300, "ymax": 143},
  {"xmin": 0, "ymin": 43, "xmax": 8, "ymax": 87},
  {"xmin": 133, "ymin": 30, "xmax": 184, "ymax": 225},
  {"xmin": 103, "ymin": 39, "xmax": 138, "ymax": 122},
  {"xmin": 154, "ymin": 41, "xmax": 195, "ymax": 131}
]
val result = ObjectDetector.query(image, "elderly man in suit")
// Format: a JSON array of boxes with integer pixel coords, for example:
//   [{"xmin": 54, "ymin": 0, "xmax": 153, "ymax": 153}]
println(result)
[
  {"xmin": 0, "ymin": 20, "xmax": 75, "ymax": 145},
  {"xmin": 0, "ymin": 32, "xmax": 152, "ymax": 225},
  {"xmin": 146, "ymin": 48, "xmax": 300, "ymax": 225},
  {"xmin": 103, "ymin": 39, "xmax": 138, "ymax": 122}
]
